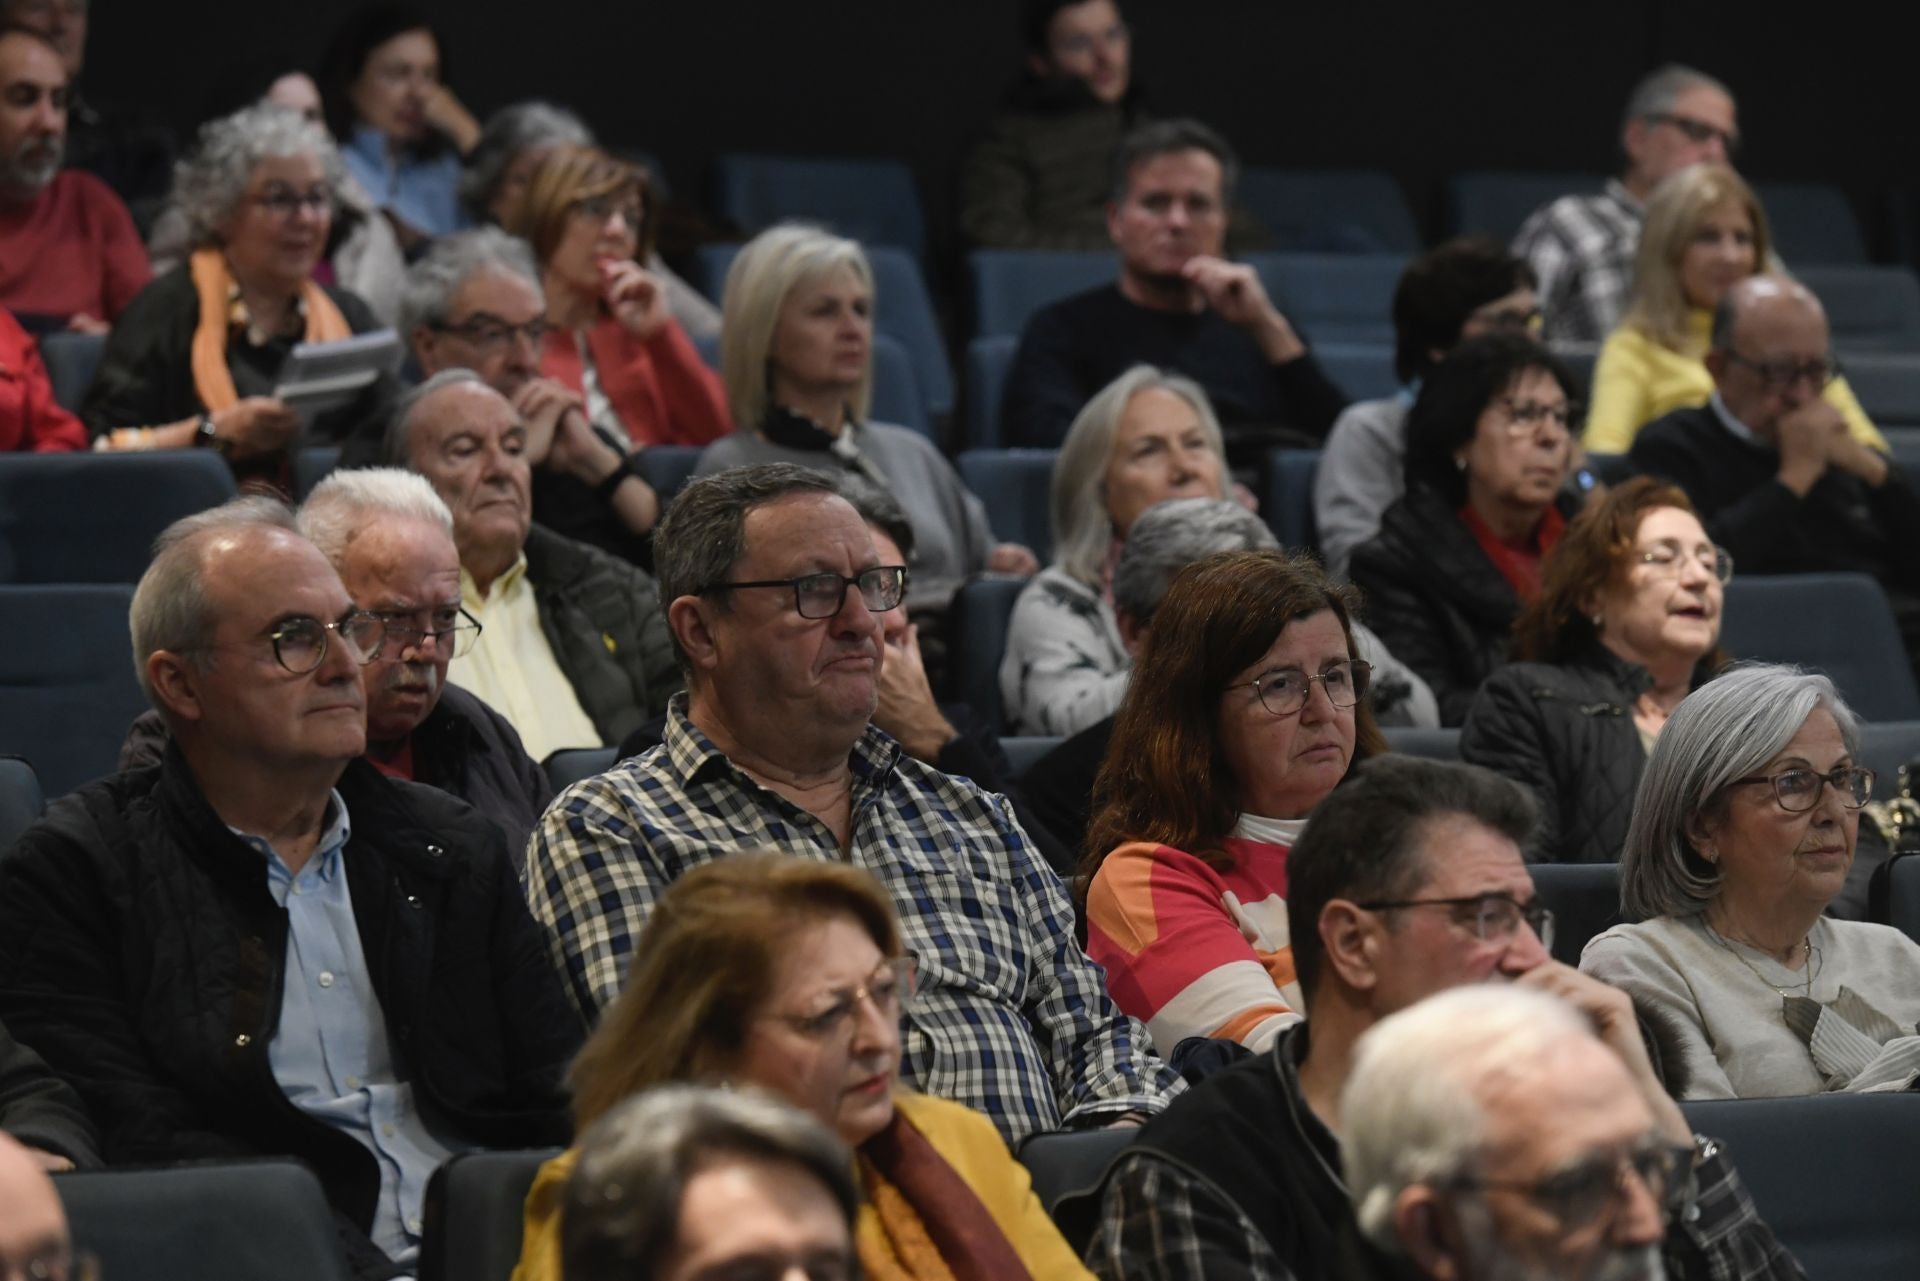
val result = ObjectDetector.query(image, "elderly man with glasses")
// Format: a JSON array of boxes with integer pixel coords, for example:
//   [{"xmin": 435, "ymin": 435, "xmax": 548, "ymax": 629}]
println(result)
[
  {"xmin": 1514, "ymin": 64, "xmax": 1739, "ymax": 343},
  {"xmin": 0, "ymin": 497, "xmax": 583, "ymax": 1281},
  {"xmin": 526, "ymin": 463, "xmax": 1181, "ymax": 1144},
  {"xmin": 1082, "ymin": 755, "xmax": 1800, "ymax": 1281}
]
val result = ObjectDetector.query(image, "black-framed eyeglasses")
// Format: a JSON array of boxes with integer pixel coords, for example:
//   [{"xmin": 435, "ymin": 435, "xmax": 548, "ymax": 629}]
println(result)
[
  {"xmin": 431, "ymin": 313, "xmax": 552, "ymax": 353},
  {"xmin": 1722, "ymin": 351, "xmax": 1839, "ymax": 393},
  {"xmin": 763, "ymin": 956, "xmax": 917, "ymax": 1042},
  {"xmin": 194, "ymin": 613, "xmax": 385, "ymax": 675},
  {"xmin": 10, "ymin": 1245, "xmax": 101, "ymax": 1281},
  {"xmin": 1452, "ymin": 1140, "xmax": 1694, "ymax": 1232},
  {"xmin": 1234, "ymin": 659, "xmax": 1371, "ymax": 717},
  {"xmin": 1644, "ymin": 111, "xmax": 1739, "ymax": 154},
  {"xmin": 1730, "ymin": 764, "xmax": 1874, "ymax": 813},
  {"xmin": 1638, "ymin": 542, "xmax": 1734, "ymax": 584},
  {"xmin": 706, "ymin": 566, "xmax": 907, "ymax": 620},
  {"xmin": 1356, "ymin": 892, "xmax": 1556, "ymax": 951},
  {"xmin": 1497, "ymin": 397, "xmax": 1576, "ymax": 433},
  {"xmin": 365, "ymin": 607, "xmax": 483, "ymax": 660},
  {"xmin": 250, "ymin": 186, "xmax": 334, "ymax": 219}
]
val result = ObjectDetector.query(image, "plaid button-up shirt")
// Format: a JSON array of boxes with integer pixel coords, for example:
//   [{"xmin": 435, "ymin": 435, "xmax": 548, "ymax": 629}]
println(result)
[
  {"xmin": 1512, "ymin": 179, "xmax": 1644, "ymax": 345},
  {"xmin": 525, "ymin": 698, "xmax": 1181, "ymax": 1143}
]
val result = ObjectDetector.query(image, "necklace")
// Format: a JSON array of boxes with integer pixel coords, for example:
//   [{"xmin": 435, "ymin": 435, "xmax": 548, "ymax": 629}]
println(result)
[{"xmin": 1705, "ymin": 923, "xmax": 1820, "ymax": 999}]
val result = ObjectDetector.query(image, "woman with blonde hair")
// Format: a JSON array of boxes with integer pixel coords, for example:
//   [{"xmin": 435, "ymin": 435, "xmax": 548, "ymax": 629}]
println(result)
[
  {"xmin": 1583, "ymin": 163, "xmax": 1883, "ymax": 454},
  {"xmin": 512, "ymin": 852, "xmax": 1093, "ymax": 1281}
]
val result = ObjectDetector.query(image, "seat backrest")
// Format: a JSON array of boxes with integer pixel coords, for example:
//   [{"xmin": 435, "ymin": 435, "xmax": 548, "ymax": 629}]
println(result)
[
  {"xmin": 0, "ymin": 452, "xmax": 237, "ymax": 584},
  {"xmin": 1246, "ymin": 253, "xmax": 1405, "ymax": 347},
  {"xmin": 38, "ymin": 331, "xmax": 108, "ymax": 412},
  {"xmin": 1381, "ymin": 726, "xmax": 1461, "ymax": 760},
  {"xmin": 543, "ymin": 745, "xmax": 619, "ymax": 793},
  {"xmin": 1261, "ymin": 447, "xmax": 1321, "ymax": 552},
  {"xmin": 1794, "ymin": 265, "xmax": 1920, "ymax": 354},
  {"xmin": 1679, "ymin": 1094, "xmax": 1920, "ymax": 1279},
  {"xmin": 1888, "ymin": 855, "xmax": 1920, "ymax": 945},
  {"xmin": 868, "ymin": 332, "xmax": 929, "ymax": 438},
  {"xmin": 962, "ymin": 334, "xmax": 1020, "ymax": 450},
  {"xmin": 1754, "ymin": 181, "xmax": 1869, "ymax": 265},
  {"xmin": 946, "ymin": 576, "xmax": 1028, "ymax": 734},
  {"xmin": 710, "ymin": 154, "xmax": 926, "ymax": 260},
  {"xmin": 1856, "ymin": 720, "xmax": 1920, "ymax": 804},
  {"xmin": 968, "ymin": 250, "xmax": 1113, "ymax": 340},
  {"xmin": 0, "ymin": 584, "xmax": 146, "ymax": 797},
  {"xmin": 419, "ymin": 1148, "xmax": 563, "ymax": 1281},
  {"xmin": 1235, "ymin": 168, "xmax": 1421, "ymax": 254},
  {"xmin": 0, "ymin": 755, "xmax": 42, "ymax": 853},
  {"xmin": 1719, "ymin": 573, "xmax": 1920, "ymax": 719},
  {"xmin": 1838, "ymin": 352, "xmax": 1920, "ymax": 427},
  {"xmin": 637, "ymin": 445, "xmax": 704, "ymax": 510},
  {"xmin": 956, "ymin": 448, "xmax": 1057, "ymax": 564},
  {"xmin": 294, "ymin": 445, "xmax": 342, "ymax": 500},
  {"xmin": 1446, "ymin": 171, "xmax": 1607, "ymax": 242},
  {"xmin": 1313, "ymin": 342, "xmax": 1398, "ymax": 403},
  {"xmin": 59, "ymin": 1159, "xmax": 353, "ymax": 1281},
  {"xmin": 1527, "ymin": 862, "xmax": 1626, "ymax": 965},
  {"xmin": 1000, "ymin": 734, "xmax": 1063, "ymax": 778},
  {"xmin": 1016, "ymin": 1126, "xmax": 1137, "ymax": 1243}
]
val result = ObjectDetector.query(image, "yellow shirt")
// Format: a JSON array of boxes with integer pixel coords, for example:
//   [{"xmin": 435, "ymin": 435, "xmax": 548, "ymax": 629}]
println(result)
[
  {"xmin": 450, "ymin": 556, "xmax": 603, "ymax": 764},
  {"xmin": 1582, "ymin": 309, "xmax": 1885, "ymax": 455},
  {"xmin": 510, "ymin": 1093, "xmax": 1095, "ymax": 1281}
]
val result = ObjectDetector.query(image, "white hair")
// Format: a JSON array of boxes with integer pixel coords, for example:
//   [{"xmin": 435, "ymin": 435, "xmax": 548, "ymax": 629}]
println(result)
[{"xmin": 298, "ymin": 467, "xmax": 454, "ymax": 568}]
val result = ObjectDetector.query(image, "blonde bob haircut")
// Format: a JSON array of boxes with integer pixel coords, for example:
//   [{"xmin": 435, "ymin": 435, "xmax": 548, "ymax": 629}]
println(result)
[
  {"xmin": 720, "ymin": 223, "xmax": 874, "ymax": 434},
  {"xmin": 1624, "ymin": 163, "xmax": 1773, "ymax": 352},
  {"xmin": 1050, "ymin": 364, "xmax": 1228, "ymax": 587},
  {"xmin": 506, "ymin": 143, "xmax": 653, "ymax": 268},
  {"xmin": 566, "ymin": 851, "xmax": 904, "ymax": 1131}
]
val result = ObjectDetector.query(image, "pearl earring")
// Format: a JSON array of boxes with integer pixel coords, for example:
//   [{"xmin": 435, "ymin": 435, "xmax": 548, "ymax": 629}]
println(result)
[{"xmin": 1454, "ymin": 456, "xmax": 1468, "ymax": 472}]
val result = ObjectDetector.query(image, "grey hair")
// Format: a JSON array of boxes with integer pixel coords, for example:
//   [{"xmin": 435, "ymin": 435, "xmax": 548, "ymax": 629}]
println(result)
[
  {"xmin": 1621, "ymin": 663, "xmax": 1860, "ymax": 919},
  {"xmin": 1112, "ymin": 497, "xmax": 1275, "ymax": 625},
  {"xmin": 1051, "ymin": 365, "xmax": 1228, "ymax": 586},
  {"xmin": 173, "ymin": 104, "xmax": 348, "ymax": 249},
  {"xmin": 129, "ymin": 496, "xmax": 300, "ymax": 702},
  {"xmin": 397, "ymin": 226, "xmax": 544, "ymax": 342},
  {"xmin": 652, "ymin": 464, "xmax": 845, "ymax": 674},
  {"xmin": 458, "ymin": 100, "xmax": 594, "ymax": 218},
  {"xmin": 720, "ymin": 223, "xmax": 874, "ymax": 434},
  {"xmin": 560, "ymin": 1085, "xmax": 858, "ymax": 1281},
  {"xmin": 1708, "ymin": 274, "xmax": 1824, "ymax": 352},
  {"xmin": 298, "ymin": 467, "xmax": 453, "ymax": 569},
  {"xmin": 1343, "ymin": 985, "xmax": 1592, "ymax": 1254},
  {"xmin": 384, "ymin": 367, "xmax": 493, "ymax": 466},
  {"xmin": 1622, "ymin": 63, "xmax": 1734, "ymax": 133}
]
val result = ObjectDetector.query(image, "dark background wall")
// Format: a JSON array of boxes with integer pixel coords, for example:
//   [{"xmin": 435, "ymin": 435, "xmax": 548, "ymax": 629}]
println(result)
[{"xmin": 88, "ymin": 1, "xmax": 1917, "ymax": 255}]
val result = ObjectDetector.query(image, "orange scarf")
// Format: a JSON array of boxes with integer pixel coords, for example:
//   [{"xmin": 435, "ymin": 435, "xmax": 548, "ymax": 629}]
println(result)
[
  {"xmin": 855, "ymin": 1110, "xmax": 1033, "ymax": 1281},
  {"xmin": 188, "ymin": 247, "xmax": 352, "ymax": 413}
]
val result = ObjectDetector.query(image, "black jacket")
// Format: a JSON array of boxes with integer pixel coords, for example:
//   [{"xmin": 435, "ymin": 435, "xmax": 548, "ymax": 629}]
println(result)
[
  {"xmin": 0, "ymin": 1016, "xmax": 99, "ymax": 1167},
  {"xmin": 0, "ymin": 749, "xmax": 584, "ymax": 1279}
]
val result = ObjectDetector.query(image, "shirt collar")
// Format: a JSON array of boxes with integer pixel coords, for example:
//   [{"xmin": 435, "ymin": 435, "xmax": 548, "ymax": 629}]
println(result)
[
  {"xmin": 660, "ymin": 693, "xmax": 903, "ymax": 793},
  {"xmin": 1708, "ymin": 390, "xmax": 1767, "ymax": 448},
  {"xmin": 461, "ymin": 553, "xmax": 529, "ymax": 607},
  {"xmin": 228, "ymin": 788, "xmax": 352, "ymax": 882},
  {"xmin": 1603, "ymin": 176, "xmax": 1644, "ymax": 216}
]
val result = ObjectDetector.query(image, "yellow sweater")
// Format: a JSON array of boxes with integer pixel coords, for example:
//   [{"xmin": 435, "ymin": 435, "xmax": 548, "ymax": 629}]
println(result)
[
  {"xmin": 1582, "ymin": 309, "xmax": 1885, "ymax": 455},
  {"xmin": 510, "ymin": 1092, "xmax": 1095, "ymax": 1281}
]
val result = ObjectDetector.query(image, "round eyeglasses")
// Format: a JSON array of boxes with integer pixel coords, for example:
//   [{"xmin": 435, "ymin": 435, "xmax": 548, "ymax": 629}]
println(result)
[
  {"xmin": 706, "ymin": 566, "xmax": 907, "ymax": 620},
  {"xmin": 1730, "ymin": 764, "xmax": 1874, "ymax": 813},
  {"xmin": 1235, "ymin": 659, "xmax": 1371, "ymax": 717},
  {"xmin": 193, "ymin": 614, "xmax": 385, "ymax": 675}
]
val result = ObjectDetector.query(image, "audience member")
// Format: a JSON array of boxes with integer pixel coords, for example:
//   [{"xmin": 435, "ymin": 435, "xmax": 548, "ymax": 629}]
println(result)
[
  {"xmin": 1629, "ymin": 276, "xmax": 1920, "ymax": 667},
  {"xmin": 1584, "ymin": 665, "xmax": 1920, "ymax": 1096},
  {"xmin": 0, "ymin": 305, "xmax": 84, "ymax": 449},
  {"xmin": 1083, "ymin": 755, "xmax": 1796, "ymax": 1281},
  {"xmin": 504, "ymin": 145, "xmax": 731, "ymax": 452},
  {"xmin": 0, "ymin": 26, "xmax": 148, "ymax": 333},
  {"xmin": 0, "ymin": 498, "xmax": 582, "ymax": 1280},
  {"xmin": 81, "ymin": 105, "xmax": 398, "ymax": 477},
  {"xmin": 697, "ymin": 223, "xmax": 1035, "ymax": 592},
  {"xmin": 1081, "ymin": 548, "xmax": 1387, "ymax": 1056},
  {"xmin": 526, "ymin": 464, "xmax": 1180, "ymax": 1142},
  {"xmin": 0, "ymin": 1017, "xmax": 95, "ymax": 1170},
  {"xmin": 401, "ymin": 227, "xmax": 662, "ymax": 561},
  {"xmin": 1313, "ymin": 238, "xmax": 1539, "ymax": 579},
  {"xmin": 517, "ymin": 855, "xmax": 1095, "ymax": 1281},
  {"xmin": 958, "ymin": 0, "xmax": 1141, "ymax": 250},
  {"xmin": 386, "ymin": 370, "xmax": 680, "ymax": 763},
  {"xmin": 1461, "ymin": 479, "xmax": 1728, "ymax": 862},
  {"xmin": 999, "ymin": 118, "xmax": 1346, "ymax": 461},
  {"xmin": 556, "ymin": 1086, "xmax": 858, "ymax": 1281},
  {"xmin": 1337, "ymin": 984, "xmax": 1803, "ymax": 1281},
  {"xmin": 0, "ymin": 1133, "xmax": 87, "ymax": 1281},
  {"xmin": 1349, "ymin": 334, "xmax": 1580, "ymax": 724},
  {"xmin": 1513, "ymin": 64, "xmax": 1737, "ymax": 344},
  {"xmin": 1585, "ymin": 164, "xmax": 1883, "ymax": 454},
  {"xmin": 319, "ymin": 2, "xmax": 476, "ymax": 245}
]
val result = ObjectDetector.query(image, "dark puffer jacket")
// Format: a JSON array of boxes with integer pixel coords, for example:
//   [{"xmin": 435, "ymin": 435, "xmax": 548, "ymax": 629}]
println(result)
[{"xmin": 0, "ymin": 750, "xmax": 585, "ymax": 1279}]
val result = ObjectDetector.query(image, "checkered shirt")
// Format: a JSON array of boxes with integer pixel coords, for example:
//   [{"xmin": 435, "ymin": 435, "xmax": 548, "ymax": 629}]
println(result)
[
  {"xmin": 1512, "ymin": 179, "xmax": 1644, "ymax": 344},
  {"xmin": 524, "ymin": 697, "xmax": 1181, "ymax": 1143}
]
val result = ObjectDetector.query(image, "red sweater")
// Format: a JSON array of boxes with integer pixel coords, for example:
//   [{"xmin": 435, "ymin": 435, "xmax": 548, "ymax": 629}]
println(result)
[
  {"xmin": 0, "ymin": 171, "xmax": 151, "ymax": 325},
  {"xmin": 0, "ymin": 308, "xmax": 86, "ymax": 451},
  {"xmin": 539, "ymin": 315, "xmax": 731, "ymax": 448}
]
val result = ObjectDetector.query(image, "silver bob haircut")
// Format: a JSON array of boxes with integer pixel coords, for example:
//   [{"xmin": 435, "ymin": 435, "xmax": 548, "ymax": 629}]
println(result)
[
  {"xmin": 1622, "ymin": 63, "xmax": 1734, "ymax": 134},
  {"xmin": 720, "ymin": 223, "xmax": 873, "ymax": 435},
  {"xmin": 383, "ymin": 367, "xmax": 493, "ymax": 467},
  {"xmin": 560, "ymin": 1084, "xmax": 857, "ymax": 1281},
  {"xmin": 1050, "ymin": 364, "xmax": 1228, "ymax": 588},
  {"xmin": 1112, "ymin": 496, "xmax": 1276, "ymax": 625},
  {"xmin": 397, "ymin": 226, "xmax": 544, "ymax": 343},
  {"xmin": 1621, "ymin": 663, "xmax": 1860, "ymax": 920},
  {"xmin": 299, "ymin": 467, "xmax": 454, "ymax": 569},
  {"xmin": 129, "ymin": 496, "xmax": 300, "ymax": 702},
  {"xmin": 1342, "ymin": 985, "xmax": 1592, "ymax": 1254},
  {"xmin": 458, "ymin": 100, "xmax": 594, "ymax": 218},
  {"xmin": 173, "ymin": 104, "xmax": 348, "ymax": 250}
]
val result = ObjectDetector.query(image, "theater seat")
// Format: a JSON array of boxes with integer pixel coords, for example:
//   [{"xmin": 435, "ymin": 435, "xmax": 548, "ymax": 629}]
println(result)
[
  {"xmin": 962, "ymin": 334, "xmax": 1019, "ymax": 450},
  {"xmin": 420, "ymin": 1148, "xmax": 563, "ymax": 1281},
  {"xmin": 1446, "ymin": 171, "xmax": 1607, "ymax": 242},
  {"xmin": 294, "ymin": 445, "xmax": 341, "ymax": 499},
  {"xmin": 0, "ymin": 584, "xmax": 146, "ymax": 798},
  {"xmin": 0, "ymin": 451, "xmax": 237, "ymax": 584},
  {"xmin": 38, "ymin": 330, "xmax": 107, "ymax": 412},
  {"xmin": 710, "ymin": 153, "xmax": 927, "ymax": 261},
  {"xmin": 1886, "ymin": 855, "xmax": 1920, "ymax": 946},
  {"xmin": 544, "ymin": 746, "xmax": 619, "ymax": 793},
  {"xmin": 636, "ymin": 445, "xmax": 703, "ymax": 509},
  {"xmin": 1794, "ymin": 265, "xmax": 1920, "ymax": 354},
  {"xmin": 968, "ymin": 250, "xmax": 1112, "ymax": 340},
  {"xmin": 1381, "ymin": 727, "xmax": 1461, "ymax": 760},
  {"xmin": 1753, "ymin": 181, "xmax": 1869, "ymax": 265},
  {"xmin": 0, "ymin": 755, "xmax": 41, "ymax": 852},
  {"xmin": 1236, "ymin": 167, "xmax": 1420, "ymax": 254},
  {"xmin": 956, "ymin": 448, "xmax": 1056, "ymax": 563},
  {"xmin": 1314, "ymin": 343, "xmax": 1399, "ymax": 403},
  {"xmin": 1719, "ymin": 574, "xmax": 1920, "ymax": 720},
  {"xmin": 1247, "ymin": 253, "xmax": 1405, "ymax": 347},
  {"xmin": 1261, "ymin": 447, "xmax": 1320, "ymax": 552},
  {"xmin": 1017, "ymin": 1126, "xmax": 1137, "ymax": 1254},
  {"xmin": 1001, "ymin": 735, "xmax": 1063, "ymax": 778},
  {"xmin": 1839, "ymin": 352, "xmax": 1920, "ymax": 428},
  {"xmin": 58, "ymin": 1159, "xmax": 352, "ymax": 1281},
  {"xmin": 1527, "ymin": 862, "xmax": 1626, "ymax": 965},
  {"xmin": 947, "ymin": 576, "xmax": 1027, "ymax": 735}
]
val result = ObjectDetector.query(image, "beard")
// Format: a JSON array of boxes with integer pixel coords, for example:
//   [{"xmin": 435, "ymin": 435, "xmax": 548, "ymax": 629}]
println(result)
[
  {"xmin": 2, "ymin": 137, "xmax": 62, "ymax": 195},
  {"xmin": 1459, "ymin": 1203, "xmax": 1667, "ymax": 1281}
]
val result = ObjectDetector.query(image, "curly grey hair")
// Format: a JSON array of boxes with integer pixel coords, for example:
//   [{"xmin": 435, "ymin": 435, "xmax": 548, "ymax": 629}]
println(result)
[
  {"xmin": 173, "ymin": 104, "xmax": 348, "ymax": 250},
  {"xmin": 397, "ymin": 226, "xmax": 544, "ymax": 341},
  {"xmin": 1112, "ymin": 497, "xmax": 1276, "ymax": 625},
  {"xmin": 458, "ymin": 100, "xmax": 594, "ymax": 219}
]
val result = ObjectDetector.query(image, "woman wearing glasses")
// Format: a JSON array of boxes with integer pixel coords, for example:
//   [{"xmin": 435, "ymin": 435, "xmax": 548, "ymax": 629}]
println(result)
[
  {"xmin": 1079, "ymin": 549, "xmax": 1386, "ymax": 1056},
  {"xmin": 1583, "ymin": 163, "xmax": 1884, "ymax": 455},
  {"xmin": 1582, "ymin": 665, "xmax": 1920, "ymax": 1097},
  {"xmin": 503, "ymin": 146, "xmax": 730, "ymax": 450},
  {"xmin": 81, "ymin": 105, "xmax": 400, "ymax": 477},
  {"xmin": 511, "ymin": 853, "xmax": 1094, "ymax": 1281},
  {"xmin": 1349, "ymin": 334, "xmax": 1583, "ymax": 725},
  {"xmin": 1461, "ymin": 479, "xmax": 1728, "ymax": 863}
]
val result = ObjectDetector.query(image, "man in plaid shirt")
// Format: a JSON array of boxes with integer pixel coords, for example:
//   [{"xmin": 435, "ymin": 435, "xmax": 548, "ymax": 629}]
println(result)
[
  {"xmin": 1513, "ymin": 65, "xmax": 1738, "ymax": 343},
  {"xmin": 525, "ymin": 463, "xmax": 1180, "ymax": 1143}
]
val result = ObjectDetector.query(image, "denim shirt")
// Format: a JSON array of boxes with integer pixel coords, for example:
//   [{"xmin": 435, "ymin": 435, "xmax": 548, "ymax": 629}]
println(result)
[{"xmin": 340, "ymin": 125, "xmax": 466, "ymax": 238}]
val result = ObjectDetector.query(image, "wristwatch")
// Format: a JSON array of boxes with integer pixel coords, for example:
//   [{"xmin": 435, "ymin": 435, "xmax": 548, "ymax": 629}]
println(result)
[{"xmin": 194, "ymin": 413, "xmax": 220, "ymax": 450}]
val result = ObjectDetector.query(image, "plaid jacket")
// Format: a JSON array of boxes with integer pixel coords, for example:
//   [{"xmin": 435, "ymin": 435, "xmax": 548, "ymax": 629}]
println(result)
[
  {"xmin": 1512, "ymin": 179, "xmax": 1644, "ymax": 345},
  {"xmin": 524, "ymin": 698, "xmax": 1181, "ymax": 1143}
]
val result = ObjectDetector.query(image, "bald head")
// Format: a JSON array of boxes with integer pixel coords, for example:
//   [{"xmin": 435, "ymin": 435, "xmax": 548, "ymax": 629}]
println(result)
[
  {"xmin": 0, "ymin": 1133, "xmax": 72, "ymax": 1275},
  {"xmin": 1706, "ymin": 275, "xmax": 1835, "ymax": 440},
  {"xmin": 1710, "ymin": 274, "xmax": 1825, "ymax": 352}
]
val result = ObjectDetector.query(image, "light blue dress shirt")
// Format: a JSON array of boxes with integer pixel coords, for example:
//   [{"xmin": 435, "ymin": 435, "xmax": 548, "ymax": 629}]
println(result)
[
  {"xmin": 340, "ymin": 125, "xmax": 467, "ymax": 238},
  {"xmin": 235, "ymin": 792, "xmax": 461, "ymax": 1267}
]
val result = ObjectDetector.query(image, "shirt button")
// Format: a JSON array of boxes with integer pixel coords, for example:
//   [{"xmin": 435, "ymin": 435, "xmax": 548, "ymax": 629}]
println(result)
[
  {"xmin": 381, "ymin": 1123, "xmax": 395, "ymax": 1138},
  {"xmin": 345, "ymin": 1075, "xmax": 361, "ymax": 1089},
  {"xmin": 317, "ymin": 971, "xmax": 335, "ymax": 988},
  {"xmin": 234, "ymin": 1033, "xmax": 251, "ymax": 1048},
  {"xmin": 406, "ymin": 1217, "xmax": 422, "ymax": 1234}
]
